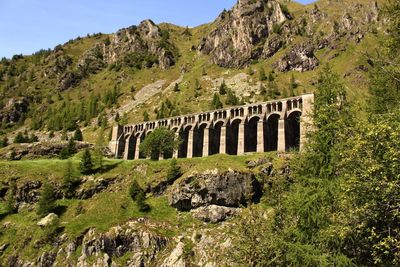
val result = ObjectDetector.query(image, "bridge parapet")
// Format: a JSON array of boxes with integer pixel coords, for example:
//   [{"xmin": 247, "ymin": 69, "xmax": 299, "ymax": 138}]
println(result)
[{"xmin": 109, "ymin": 94, "xmax": 314, "ymax": 159}]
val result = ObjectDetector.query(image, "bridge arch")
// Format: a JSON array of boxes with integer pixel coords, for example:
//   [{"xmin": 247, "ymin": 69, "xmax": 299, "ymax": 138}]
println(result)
[
  {"xmin": 245, "ymin": 116, "xmax": 260, "ymax": 153},
  {"xmin": 285, "ymin": 111, "xmax": 301, "ymax": 151},
  {"xmin": 178, "ymin": 125, "xmax": 192, "ymax": 158},
  {"xmin": 226, "ymin": 118, "xmax": 242, "ymax": 155},
  {"xmin": 265, "ymin": 114, "xmax": 280, "ymax": 152},
  {"xmin": 193, "ymin": 123, "xmax": 207, "ymax": 157},
  {"xmin": 209, "ymin": 121, "xmax": 224, "ymax": 155}
]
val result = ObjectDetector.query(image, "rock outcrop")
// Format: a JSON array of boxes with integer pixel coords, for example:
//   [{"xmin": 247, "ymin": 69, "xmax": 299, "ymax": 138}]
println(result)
[
  {"xmin": 104, "ymin": 20, "xmax": 177, "ymax": 70},
  {"xmin": 199, "ymin": 0, "xmax": 291, "ymax": 67},
  {"xmin": 191, "ymin": 205, "xmax": 240, "ymax": 223},
  {"xmin": 56, "ymin": 20, "xmax": 177, "ymax": 91},
  {"xmin": 0, "ymin": 98, "xmax": 29, "ymax": 125},
  {"xmin": 274, "ymin": 42, "xmax": 319, "ymax": 72},
  {"xmin": 169, "ymin": 170, "xmax": 262, "ymax": 211}
]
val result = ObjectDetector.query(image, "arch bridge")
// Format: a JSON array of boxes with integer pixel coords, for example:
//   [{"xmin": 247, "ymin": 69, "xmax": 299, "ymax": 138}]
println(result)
[{"xmin": 109, "ymin": 94, "xmax": 314, "ymax": 160}]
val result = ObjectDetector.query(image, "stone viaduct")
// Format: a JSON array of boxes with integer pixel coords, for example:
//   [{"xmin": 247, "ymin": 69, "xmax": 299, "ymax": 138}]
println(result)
[{"xmin": 109, "ymin": 93, "xmax": 314, "ymax": 160}]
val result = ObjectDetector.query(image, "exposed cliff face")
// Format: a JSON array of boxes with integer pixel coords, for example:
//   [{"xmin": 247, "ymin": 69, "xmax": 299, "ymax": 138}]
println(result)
[
  {"xmin": 55, "ymin": 19, "xmax": 177, "ymax": 91},
  {"xmin": 104, "ymin": 20, "xmax": 177, "ymax": 70},
  {"xmin": 198, "ymin": 0, "xmax": 290, "ymax": 67}
]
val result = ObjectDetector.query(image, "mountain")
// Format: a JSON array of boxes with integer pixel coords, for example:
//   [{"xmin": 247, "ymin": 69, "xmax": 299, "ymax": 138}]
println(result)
[{"xmin": 0, "ymin": 0, "xmax": 393, "ymax": 265}]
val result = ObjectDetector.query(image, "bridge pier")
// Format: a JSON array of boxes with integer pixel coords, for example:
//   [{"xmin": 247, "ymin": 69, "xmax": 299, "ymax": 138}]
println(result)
[
  {"xmin": 277, "ymin": 118, "xmax": 285, "ymax": 152},
  {"xmin": 203, "ymin": 128, "xmax": 210, "ymax": 157},
  {"xmin": 220, "ymin": 126, "xmax": 227, "ymax": 154},
  {"xmin": 237, "ymin": 122, "xmax": 245, "ymax": 155},
  {"xmin": 187, "ymin": 129, "xmax": 194, "ymax": 158},
  {"xmin": 257, "ymin": 121, "xmax": 264, "ymax": 153}
]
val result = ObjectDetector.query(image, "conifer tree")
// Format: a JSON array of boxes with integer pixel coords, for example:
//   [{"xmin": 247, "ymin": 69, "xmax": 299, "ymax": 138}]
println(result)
[
  {"xmin": 80, "ymin": 149, "xmax": 93, "ymax": 174},
  {"xmin": 167, "ymin": 158, "xmax": 182, "ymax": 183},
  {"xmin": 219, "ymin": 80, "xmax": 228, "ymax": 95},
  {"xmin": 37, "ymin": 182, "xmax": 57, "ymax": 216},
  {"xmin": 62, "ymin": 160, "xmax": 80, "ymax": 198},
  {"xmin": 143, "ymin": 111, "xmax": 150, "ymax": 121},
  {"xmin": 211, "ymin": 93, "xmax": 223, "ymax": 109},
  {"xmin": 259, "ymin": 67, "xmax": 267, "ymax": 81},
  {"xmin": 73, "ymin": 128, "xmax": 83, "ymax": 141}
]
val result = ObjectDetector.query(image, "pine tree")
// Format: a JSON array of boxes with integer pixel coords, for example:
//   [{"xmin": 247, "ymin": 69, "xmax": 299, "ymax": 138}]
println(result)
[
  {"xmin": 211, "ymin": 93, "xmax": 223, "ymax": 109},
  {"xmin": 219, "ymin": 80, "xmax": 228, "ymax": 95},
  {"xmin": 62, "ymin": 160, "xmax": 80, "ymax": 198},
  {"xmin": 80, "ymin": 149, "xmax": 93, "ymax": 174},
  {"xmin": 73, "ymin": 128, "xmax": 83, "ymax": 141},
  {"xmin": 37, "ymin": 183, "xmax": 57, "ymax": 216},
  {"xmin": 94, "ymin": 128, "xmax": 105, "ymax": 170},
  {"xmin": 289, "ymin": 74, "xmax": 298, "ymax": 96},
  {"xmin": 136, "ymin": 191, "xmax": 150, "ymax": 212},
  {"xmin": 225, "ymin": 89, "xmax": 239, "ymax": 106}
]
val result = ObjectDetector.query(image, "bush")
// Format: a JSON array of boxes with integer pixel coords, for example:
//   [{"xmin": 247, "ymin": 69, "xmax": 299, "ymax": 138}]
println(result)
[
  {"xmin": 37, "ymin": 183, "xmax": 57, "ymax": 216},
  {"xmin": 0, "ymin": 136, "xmax": 8, "ymax": 148}
]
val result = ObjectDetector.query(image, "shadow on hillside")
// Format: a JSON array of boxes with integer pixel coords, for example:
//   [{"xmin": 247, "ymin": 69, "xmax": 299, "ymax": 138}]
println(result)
[
  {"xmin": 54, "ymin": 204, "xmax": 68, "ymax": 216},
  {"xmin": 96, "ymin": 161, "xmax": 123, "ymax": 174}
]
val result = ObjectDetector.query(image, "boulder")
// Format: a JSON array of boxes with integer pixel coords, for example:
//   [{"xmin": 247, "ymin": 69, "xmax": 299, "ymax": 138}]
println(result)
[
  {"xmin": 191, "ymin": 205, "xmax": 240, "ymax": 223},
  {"xmin": 37, "ymin": 213, "xmax": 58, "ymax": 227},
  {"xmin": 168, "ymin": 170, "xmax": 262, "ymax": 211}
]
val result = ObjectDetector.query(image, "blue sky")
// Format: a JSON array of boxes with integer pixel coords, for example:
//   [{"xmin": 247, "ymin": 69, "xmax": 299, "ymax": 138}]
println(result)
[{"xmin": 0, "ymin": 0, "xmax": 316, "ymax": 58}]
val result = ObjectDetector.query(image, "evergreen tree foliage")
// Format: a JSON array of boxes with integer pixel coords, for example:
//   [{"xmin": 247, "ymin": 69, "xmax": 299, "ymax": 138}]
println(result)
[
  {"xmin": 225, "ymin": 89, "xmax": 240, "ymax": 106},
  {"xmin": 37, "ymin": 182, "xmax": 57, "ymax": 216},
  {"xmin": 211, "ymin": 93, "xmax": 223, "ymax": 109},
  {"xmin": 166, "ymin": 158, "xmax": 182, "ymax": 183},
  {"xmin": 0, "ymin": 136, "xmax": 8, "ymax": 148},
  {"xmin": 62, "ymin": 160, "xmax": 80, "ymax": 198},
  {"xmin": 73, "ymin": 128, "xmax": 83, "ymax": 141},
  {"xmin": 94, "ymin": 127, "xmax": 105, "ymax": 170},
  {"xmin": 139, "ymin": 128, "xmax": 180, "ymax": 160},
  {"xmin": 219, "ymin": 80, "xmax": 228, "ymax": 95},
  {"xmin": 80, "ymin": 149, "xmax": 93, "ymax": 174}
]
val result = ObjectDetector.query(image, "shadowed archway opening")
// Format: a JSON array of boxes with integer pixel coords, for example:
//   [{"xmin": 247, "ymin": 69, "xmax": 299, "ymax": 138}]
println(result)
[
  {"xmin": 178, "ymin": 126, "xmax": 191, "ymax": 158},
  {"xmin": 138, "ymin": 133, "xmax": 147, "ymax": 159},
  {"xmin": 193, "ymin": 124, "xmax": 207, "ymax": 157},
  {"xmin": 264, "ymin": 114, "xmax": 279, "ymax": 152},
  {"xmin": 245, "ymin": 117, "xmax": 260, "ymax": 152},
  {"xmin": 116, "ymin": 136, "xmax": 125, "ymax": 159},
  {"xmin": 209, "ymin": 121, "xmax": 223, "ymax": 155},
  {"xmin": 126, "ymin": 135, "xmax": 137, "ymax": 160},
  {"xmin": 226, "ymin": 119, "xmax": 241, "ymax": 155},
  {"xmin": 285, "ymin": 111, "xmax": 301, "ymax": 151}
]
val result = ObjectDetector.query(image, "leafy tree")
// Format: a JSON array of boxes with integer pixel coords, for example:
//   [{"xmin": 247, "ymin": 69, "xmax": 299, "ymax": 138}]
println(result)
[
  {"xmin": 219, "ymin": 80, "xmax": 228, "ymax": 95},
  {"xmin": 37, "ymin": 183, "xmax": 57, "ymax": 216},
  {"xmin": 139, "ymin": 128, "xmax": 180, "ymax": 160},
  {"xmin": 80, "ymin": 149, "xmax": 93, "ymax": 174},
  {"xmin": 73, "ymin": 128, "xmax": 83, "ymax": 141},
  {"xmin": 62, "ymin": 160, "xmax": 80, "ymax": 198},
  {"xmin": 167, "ymin": 158, "xmax": 182, "ymax": 183},
  {"xmin": 211, "ymin": 93, "xmax": 223, "ymax": 109},
  {"xmin": 340, "ymin": 113, "xmax": 400, "ymax": 266}
]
